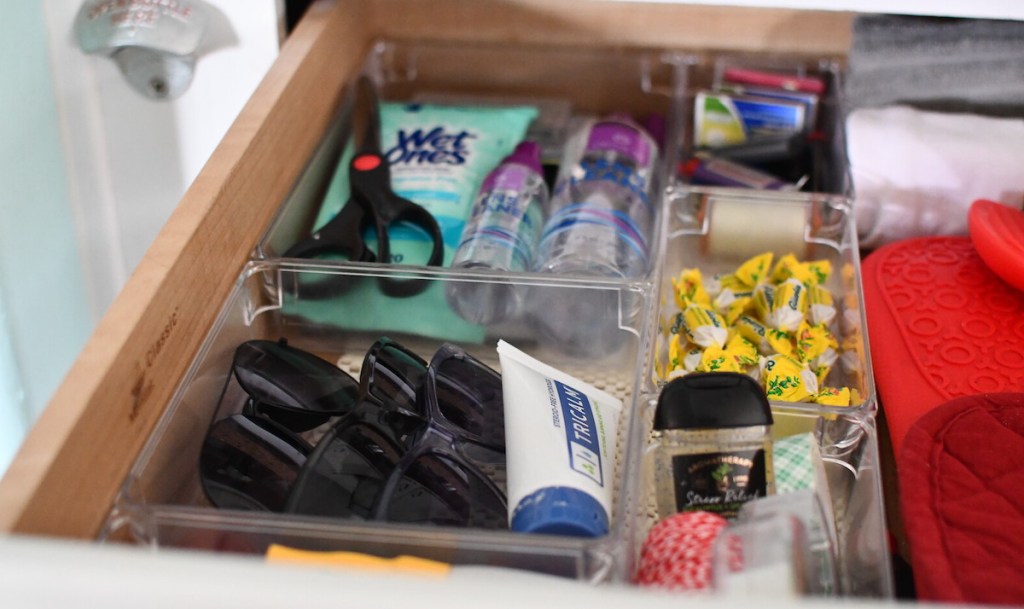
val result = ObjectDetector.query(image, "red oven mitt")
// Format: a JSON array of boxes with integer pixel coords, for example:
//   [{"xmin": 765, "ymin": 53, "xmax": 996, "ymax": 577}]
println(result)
[
  {"xmin": 899, "ymin": 393, "xmax": 1024, "ymax": 605},
  {"xmin": 861, "ymin": 236, "xmax": 1024, "ymax": 462}
]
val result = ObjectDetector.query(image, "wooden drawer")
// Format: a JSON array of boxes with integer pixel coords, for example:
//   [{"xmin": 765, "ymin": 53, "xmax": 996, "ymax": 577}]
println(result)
[{"xmin": 0, "ymin": 0, "xmax": 854, "ymax": 540}]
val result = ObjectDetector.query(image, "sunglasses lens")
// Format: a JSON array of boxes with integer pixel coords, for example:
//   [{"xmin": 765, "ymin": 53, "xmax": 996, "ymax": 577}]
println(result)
[
  {"xmin": 233, "ymin": 340, "xmax": 360, "ymax": 430},
  {"xmin": 362, "ymin": 339, "xmax": 427, "ymax": 413},
  {"xmin": 384, "ymin": 452, "xmax": 507, "ymax": 529},
  {"xmin": 286, "ymin": 420, "xmax": 403, "ymax": 520},
  {"xmin": 199, "ymin": 414, "xmax": 310, "ymax": 512},
  {"xmin": 432, "ymin": 349, "xmax": 505, "ymax": 448}
]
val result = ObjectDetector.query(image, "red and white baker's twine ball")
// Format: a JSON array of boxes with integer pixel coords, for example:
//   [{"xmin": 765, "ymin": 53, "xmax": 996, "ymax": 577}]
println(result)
[{"xmin": 635, "ymin": 511, "xmax": 733, "ymax": 591}]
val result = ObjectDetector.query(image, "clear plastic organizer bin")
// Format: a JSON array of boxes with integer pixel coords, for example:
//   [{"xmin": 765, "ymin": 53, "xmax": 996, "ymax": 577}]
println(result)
[
  {"xmin": 678, "ymin": 52, "xmax": 849, "ymax": 195},
  {"xmin": 623, "ymin": 399, "xmax": 892, "ymax": 597},
  {"xmin": 648, "ymin": 186, "xmax": 875, "ymax": 418},
  {"xmin": 620, "ymin": 186, "xmax": 891, "ymax": 596},
  {"xmin": 101, "ymin": 35, "xmax": 893, "ymax": 597},
  {"xmin": 101, "ymin": 261, "xmax": 653, "ymax": 582},
  {"xmin": 257, "ymin": 38, "xmax": 688, "ymax": 272}
]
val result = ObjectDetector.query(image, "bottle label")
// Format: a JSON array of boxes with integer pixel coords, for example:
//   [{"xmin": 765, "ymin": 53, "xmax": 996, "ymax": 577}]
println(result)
[
  {"xmin": 572, "ymin": 157, "xmax": 651, "ymax": 209},
  {"xmin": 539, "ymin": 204, "xmax": 650, "ymax": 262},
  {"xmin": 586, "ymin": 122, "xmax": 654, "ymax": 167},
  {"xmin": 455, "ymin": 164, "xmax": 545, "ymax": 271},
  {"xmin": 553, "ymin": 380, "xmax": 604, "ymax": 486},
  {"xmin": 671, "ymin": 449, "xmax": 767, "ymax": 519}
]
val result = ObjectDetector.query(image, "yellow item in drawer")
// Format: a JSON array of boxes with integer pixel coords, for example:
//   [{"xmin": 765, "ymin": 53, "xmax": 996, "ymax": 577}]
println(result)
[
  {"xmin": 713, "ymin": 288, "xmax": 753, "ymax": 325},
  {"xmin": 761, "ymin": 353, "xmax": 818, "ymax": 402},
  {"xmin": 266, "ymin": 545, "xmax": 451, "ymax": 577},
  {"xmin": 752, "ymin": 283, "xmax": 775, "ymax": 321},
  {"xmin": 680, "ymin": 303, "xmax": 728, "ymax": 349},
  {"xmin": 795, "ymin": 321, "xmax": 837, "ymax": 363},
  {"xmin": 766, "ymin": 277, "xmax": 808, "ymax": 332},
  {"xmin": 672, "ymin": 268, "xmax": 711, "ymax": 308},
  {"xmin": 808, "ymin": 283, "xmax": 837, "ymax": 326},
  {"xmin": 734, "ymin": 314, "xmax": 772, "ymax": 354},
  {"xmin": 735, "ymin": 252, "xmax": 774, "ymax": 286},
  {"xmin": 726, "ymin": 333, "xmax": 759, "ymax": 367},
  {"xmin": 772, "ymin": 254, "xmax": 833, "ymax": 287},
  {"xmin": 667, "ymin": 333, "xmax": 703, "ymax": 376},
  {"xmin": 705, "ymin": 272, "xmax": 748, "ymax": 299},
  {"xmin": 698, "ymin": 345, "xmax": 744, "ymax": 372},
  {"xmin": 815, "ymin": 386, "xmax": 851, "ymax": 407}
]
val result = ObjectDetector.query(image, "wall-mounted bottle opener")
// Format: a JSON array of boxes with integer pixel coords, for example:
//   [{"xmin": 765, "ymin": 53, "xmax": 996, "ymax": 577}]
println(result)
[{"xmin": 74, "ymin": 0, "xmax": 213, "ymax": 100}]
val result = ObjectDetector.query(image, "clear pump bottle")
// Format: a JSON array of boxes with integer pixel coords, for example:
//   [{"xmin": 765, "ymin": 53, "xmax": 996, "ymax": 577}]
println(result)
[{"xmin": 651, "ymin": 372, "xmax": 774, "ymax": 520}]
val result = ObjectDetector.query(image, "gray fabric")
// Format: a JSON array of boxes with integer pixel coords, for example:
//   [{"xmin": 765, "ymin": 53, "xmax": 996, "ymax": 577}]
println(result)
[{"xmin": 845, "ymin": 15, "xmax": 1024, "ymax": 115}]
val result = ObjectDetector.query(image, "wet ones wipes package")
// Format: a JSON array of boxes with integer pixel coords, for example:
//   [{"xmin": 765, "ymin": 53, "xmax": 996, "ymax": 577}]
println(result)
[
  {"xmin": 297, "ymin": 102, "xmax": 538, "ymax": 341},
  {"xmin": 316, "ymin": 102, "xmax": 539, "ymax": 264}
]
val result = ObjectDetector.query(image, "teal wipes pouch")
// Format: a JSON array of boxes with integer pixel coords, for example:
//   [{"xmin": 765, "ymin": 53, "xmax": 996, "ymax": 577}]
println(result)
[{"xmin": 289, "ymin": 102, "xmax": 538, "ymax": 342}]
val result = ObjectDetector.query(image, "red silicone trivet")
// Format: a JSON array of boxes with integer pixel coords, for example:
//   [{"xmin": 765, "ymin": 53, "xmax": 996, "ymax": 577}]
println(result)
[{"xmin": 861, "ymin": 237, "xmax": 1024, "ymax": 461}]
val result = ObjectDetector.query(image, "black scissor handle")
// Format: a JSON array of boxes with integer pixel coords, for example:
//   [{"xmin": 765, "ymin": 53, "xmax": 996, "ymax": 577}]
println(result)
[
  {"xmin": 350, "ymin": 151, "xmax": 445, "ymax": 297},
  {"xmin": 281, "ymin": 197, "xmax": 376, "ymax": 263}
]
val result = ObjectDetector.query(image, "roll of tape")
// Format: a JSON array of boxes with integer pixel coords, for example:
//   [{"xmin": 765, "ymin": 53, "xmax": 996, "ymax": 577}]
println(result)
[{"xmin": 706, "ymin": 196, "xmax": 808, "ymax": 261}]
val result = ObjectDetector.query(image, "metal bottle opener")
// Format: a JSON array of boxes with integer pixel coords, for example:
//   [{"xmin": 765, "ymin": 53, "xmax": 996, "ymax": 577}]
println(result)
[{"xmin": 74, "ymin": 0, "xmax": 213, "ymax": 100}]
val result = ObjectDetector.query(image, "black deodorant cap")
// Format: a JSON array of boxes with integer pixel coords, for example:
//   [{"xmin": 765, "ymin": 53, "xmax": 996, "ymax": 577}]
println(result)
[{"xmin": 654, "ymin": 372, "xmax": 773, "ymax": 431}]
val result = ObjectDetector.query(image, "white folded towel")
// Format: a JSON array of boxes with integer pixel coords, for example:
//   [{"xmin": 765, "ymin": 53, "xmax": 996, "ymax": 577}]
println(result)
[{"xmin": 846, "ymin": 105, "xmax": 1024, "ymax": 248}]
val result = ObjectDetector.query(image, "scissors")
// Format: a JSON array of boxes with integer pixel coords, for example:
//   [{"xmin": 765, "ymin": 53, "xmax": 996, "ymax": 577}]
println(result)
[{"xmin": 284, "ymin": 77, "xmax": 444, "ymax": 297}]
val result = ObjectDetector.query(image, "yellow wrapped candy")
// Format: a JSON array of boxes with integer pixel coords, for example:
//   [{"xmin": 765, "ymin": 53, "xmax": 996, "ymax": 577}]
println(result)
[
  {"xmin": 766, "ymin": 327, "xmax": 795, "ymax": 357},
  {"xmin": 735, "ymin": 314, "xmax": 772, "ymax": 354},
  {"xmin": 772, "ymin": 254, "xmax": 832, "ymax": 287},
  {"xmin": 769, "ymin": 253, "xmax": 800, "ymax": 284},
  {"xmin": 752, "ymin": 283, "xmax": 776, "ymax": 321},
  {"xmin": 667, "ymin": 333, "xmax": 703, "ymax": 377},
  {"xmin": 672, "ymin": 268, "xmax": 711, "ymax": 308},
  {"xmin": 808, "ymin": 283, "xmax": 837, "ymax": 326},
  {"xmin": 804, "ymin": 259, "xmax": 833, "ymax": 286},
  {"xmin": 698, "ymin": 345, "xmax": 744, "ymax": 373},
  {"xmin": 761, "ymin": 354, "xmax": 818, "ymax": 402},
  {"xmin": 766, "ymin": 277, "xmax": 808, "ymax": 332},
  {"xmin": 666, "ymin": 333, "xmax": 686, "ymax": 373},
  {"xmin": 735, "ymin": 252, "xmax": 774, "ymax": 287},
  {"xmin": 680, "ymin": 303, "xmax": 728, "ymax": 349},
  {"xmin": 726, "ymin": 333, "xmax": 759, "ymax": 367},
  {"xmin": 795, "ymin": 321, "xmax": 837, "ymax": 364},
  {"xmin": 707, "ymin": 273, "xmax": 747, "ymax": 297},
  {"xmin": 811, "ymin": 362, "xmax": 831, "ymax": 386},
  {"xmin": 714, "ymin": 288, "xmax": 754, "ymax": 325},
  {"xmin": 815, "ymin": 386, "xmax": 851, "ymax": 407}
]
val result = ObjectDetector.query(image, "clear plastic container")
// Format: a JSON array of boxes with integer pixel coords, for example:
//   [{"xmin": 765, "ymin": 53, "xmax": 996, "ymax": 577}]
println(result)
[
  {"xmin": 647, "ymin": 187, "xmax": 875, "ymax": 419},
  {"xmin": 102, "ymin": 261, "xmax": 651, "ymax": 580},
  {"xmin": 99, "ymin": 38, "xmax": 892, "ymax": 600},
  {"xmin": 621, "ymin": 186, "xmax": 891, "ymax": 597}
]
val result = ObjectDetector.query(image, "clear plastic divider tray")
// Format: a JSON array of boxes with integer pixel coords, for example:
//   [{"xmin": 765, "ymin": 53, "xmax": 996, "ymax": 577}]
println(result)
[
  {"xmin": 104, "ymin": 262, "xmax": 652, "ymax": 581},
  {"xmin": 102, "ymin": 37, "xmax": 892, "ymax": 598}
]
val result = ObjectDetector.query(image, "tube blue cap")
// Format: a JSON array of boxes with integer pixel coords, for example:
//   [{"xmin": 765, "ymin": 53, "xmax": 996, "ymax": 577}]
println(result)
[{"xmin": 510, "ymin": 486, "xmax": 609, "ymax": 538}]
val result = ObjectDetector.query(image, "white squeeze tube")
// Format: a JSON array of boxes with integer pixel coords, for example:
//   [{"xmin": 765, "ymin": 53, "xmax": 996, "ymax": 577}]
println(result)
[{"xmin": 496, "ymin": 340, "xmax": 623, "ymax": 538}]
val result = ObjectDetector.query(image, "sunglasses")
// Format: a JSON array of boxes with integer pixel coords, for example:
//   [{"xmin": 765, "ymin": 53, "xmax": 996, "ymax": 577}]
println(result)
[{"xmin": 199, "ymin": 338, "xmax": 507, "ymax": 530}]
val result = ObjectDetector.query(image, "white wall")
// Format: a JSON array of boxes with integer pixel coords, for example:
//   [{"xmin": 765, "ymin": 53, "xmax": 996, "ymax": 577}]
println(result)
[
  {"xmin": 0, "ymin": 2, "xmax": 92, "ymax": 473},
  {"xmin": 45, "ymin": 0, "xmax": 285, "ymax": 318},
  {"xmin": 0, "ymin": 0, "xmax": 282, "ymax": 473}
]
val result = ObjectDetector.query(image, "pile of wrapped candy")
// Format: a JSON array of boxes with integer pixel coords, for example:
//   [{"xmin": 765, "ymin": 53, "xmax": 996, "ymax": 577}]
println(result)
[{"xmin": 658, "ymin": 252, "xmax": 857, "ymax": 406}]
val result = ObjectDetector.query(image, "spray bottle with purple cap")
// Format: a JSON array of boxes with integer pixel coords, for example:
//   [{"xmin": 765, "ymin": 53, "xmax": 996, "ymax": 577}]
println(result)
[{"xmin": 446, "ymin": 141, "xmax": 548, "ymax": 324}]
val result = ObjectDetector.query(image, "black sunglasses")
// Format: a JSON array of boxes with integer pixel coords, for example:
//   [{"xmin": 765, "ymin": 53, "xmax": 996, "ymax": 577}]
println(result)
[
  {"xmin": 287, "ymin": 341, "xmax": 507, "ymax": 529},
  {"xmin": 232, "ymin": 339, "xmax": 361, "ymax": 432},
  {"xmin": 199, "ymin": 413, "xmax": 312, "ymax": 512},
  {"xmin": 199, "ymin": 338, "xmax": 507, "ymax": 529}
]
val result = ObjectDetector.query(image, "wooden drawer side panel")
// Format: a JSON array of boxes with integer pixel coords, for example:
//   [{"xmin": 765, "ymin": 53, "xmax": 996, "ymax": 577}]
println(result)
[{"xmin": 0, "ymin": 0, "xmax": 372, "ymax": 538}]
